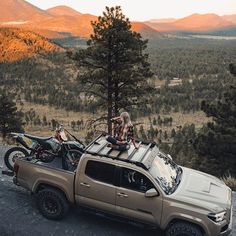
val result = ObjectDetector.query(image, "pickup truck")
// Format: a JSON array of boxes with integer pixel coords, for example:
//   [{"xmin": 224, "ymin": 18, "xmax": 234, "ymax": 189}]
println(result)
[{"xmin": 13, "ymin": 134, "xmax": 233, "ymax": 236}]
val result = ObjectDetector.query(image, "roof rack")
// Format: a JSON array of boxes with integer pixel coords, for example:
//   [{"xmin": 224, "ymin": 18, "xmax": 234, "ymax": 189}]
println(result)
[
  {"xmin": 127, "ymin": 141, "xmax": 142, "ymax": 160},
  {"xmin": 84, "ymin": 134, "xmax": 158, "ymax": 170}
]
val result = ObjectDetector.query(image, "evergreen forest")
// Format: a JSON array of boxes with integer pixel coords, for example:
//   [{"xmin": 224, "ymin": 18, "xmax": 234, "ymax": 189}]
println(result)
[{"xmin": 0, "ymin": 15, "xmax": 236, "ymax": 184}]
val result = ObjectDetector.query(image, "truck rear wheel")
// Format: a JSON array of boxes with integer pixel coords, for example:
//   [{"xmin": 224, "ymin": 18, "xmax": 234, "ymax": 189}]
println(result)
[
  {"xmin": 36, "ymin": 188, "xmax": 69, "ymax": 220},
  {"xmin": 165, "ymin": 222, "xmax": 203, "ymax": 236}
]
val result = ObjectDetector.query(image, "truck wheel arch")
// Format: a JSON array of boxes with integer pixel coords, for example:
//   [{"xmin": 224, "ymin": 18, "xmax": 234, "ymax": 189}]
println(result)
[
  {"xmin": 165, "ymin": 219, "xmax": 206, "ymax": 236},
  {"xmin": 34, "ymin": 183, "xmax": 70, "ymax": 203}
]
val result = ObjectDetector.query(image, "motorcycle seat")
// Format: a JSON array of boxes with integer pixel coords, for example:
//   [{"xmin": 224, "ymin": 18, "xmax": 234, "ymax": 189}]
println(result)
[{"xmin": 24, "ymin": 134, "xmax": 53, "ymax": 143}]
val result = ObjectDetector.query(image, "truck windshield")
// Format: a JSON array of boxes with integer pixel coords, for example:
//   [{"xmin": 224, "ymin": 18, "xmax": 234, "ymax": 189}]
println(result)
[{"xmin": 149, "ymin": 151, "xmax": 181, "ymax": 195}]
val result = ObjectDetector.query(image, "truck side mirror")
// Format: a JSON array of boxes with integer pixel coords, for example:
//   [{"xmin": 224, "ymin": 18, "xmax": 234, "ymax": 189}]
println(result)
[{"xmin": 145, "ymin": 188, "xmax": 159, "ymax": 198}]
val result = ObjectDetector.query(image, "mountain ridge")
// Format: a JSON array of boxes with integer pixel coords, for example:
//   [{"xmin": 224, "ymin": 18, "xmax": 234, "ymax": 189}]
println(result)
[
  {"xmin": 146, "ymin": 13, "xmax": 236, "ymax": 32},
  {"xmin": 0, "ymin": 0, "xmax": 51, "ymax": 22},
  {"xmin": 0, "ymin": 0, "xmax": 235, "ymax": 39},
  {"xmin": 47, "ymin": 6, "xmax": 82, "ymax": 17},
  {"xmin": 222, "ymin": 14, "xmax": 236, "ymax": 24},
  {"xmin": 0, "ymin": 27, "xmax": 64, "ymax": 62}
]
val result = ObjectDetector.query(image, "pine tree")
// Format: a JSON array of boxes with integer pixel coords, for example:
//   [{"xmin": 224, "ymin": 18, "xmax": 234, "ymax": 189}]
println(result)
[
  {"xmin": 147, "ymin": 124, "xmax": 155, "ymax": 141},
  {"xmin": 71, "ymin": 6, "xmax": 153, "ymax": 134},
  {"xmin": 194, "ymin": 64, "xmax": 236, "ymax": 176},
  {"xmin": 139, "ymin": 125, "xmax": 147, "ymax": 141},
  {"xmin": 171, "ymin": 128, "xmax": 176, "ymax": 138},
  {"xmin": 71, "ymin": 121, "xmax": 76, "ymax": 131},
  {"xmin": 170, "ymin": 125, "xmax": 197, "ymax": 168},
  {"xmin": 164, "ymin": 130, "xmax": 168, "ymax": 140},
  {"xmin": 153, "ymin": 117, "xmax": 157, "ymax": 125},
  {"xmin": 43, "ymin": 115, "xmax": 47, "ymax": 126},
  {"xmin": 51, "ymin": 119, "xmax": 58, "ymax": 130},
  {"xmin": 0, "ymin": 93, "xmax": 24, "ymax": 139}
]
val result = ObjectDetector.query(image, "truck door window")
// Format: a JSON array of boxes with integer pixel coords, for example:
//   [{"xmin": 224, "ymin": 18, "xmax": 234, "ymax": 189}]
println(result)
[
  {"xmin": 121, "ymin": 168, "xmax": 154, "ymax": 192},
  {"xmin": 85, "ymin": 160, "xmax": 115, "ymax": 185}
]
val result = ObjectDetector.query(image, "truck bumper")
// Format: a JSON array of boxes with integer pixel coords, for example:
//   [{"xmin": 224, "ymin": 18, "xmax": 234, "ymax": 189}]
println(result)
[
  {"xmin": 220, "ymin": 228, "xmax": 232, "ymax": 236},
  {"xmin": 218, "ymin": 206, "xmax": 233, "ymax": 236}
]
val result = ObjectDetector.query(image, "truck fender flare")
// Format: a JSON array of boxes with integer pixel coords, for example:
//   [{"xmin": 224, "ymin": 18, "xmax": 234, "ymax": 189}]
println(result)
[
  {"xmin": 33, "ymin": 181, "xmax": 71, "ymax": 203},
  {"xmin": 163, "ymin": 214, "xmax": 207, "ymax": 235}
]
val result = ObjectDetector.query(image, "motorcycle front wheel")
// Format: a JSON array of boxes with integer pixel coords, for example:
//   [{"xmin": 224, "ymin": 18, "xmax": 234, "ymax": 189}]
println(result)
[
  {"xmin": 62, "ymin": 149, "xmax": 83, "ymax": 171},
  {"xmin": 4, "ymin": 147, "xmax": 29, "ymax": 171}
]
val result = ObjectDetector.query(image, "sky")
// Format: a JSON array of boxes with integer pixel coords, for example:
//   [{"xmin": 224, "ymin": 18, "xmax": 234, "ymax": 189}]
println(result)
[{"xmin": 27, "ymin": 0, "xmax": 236, "ymax": 21}]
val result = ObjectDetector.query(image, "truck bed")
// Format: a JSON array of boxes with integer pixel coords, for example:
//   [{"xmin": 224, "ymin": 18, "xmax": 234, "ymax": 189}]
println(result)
[{"xmin": 15, "ymin": 157, "xmax": 76, "ymax": 203}]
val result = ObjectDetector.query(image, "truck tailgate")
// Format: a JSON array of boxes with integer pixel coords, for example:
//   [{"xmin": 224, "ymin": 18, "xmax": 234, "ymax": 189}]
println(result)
[{"xmin": 15, "ymin": 158, "xmax": 75, "ymax": 203}]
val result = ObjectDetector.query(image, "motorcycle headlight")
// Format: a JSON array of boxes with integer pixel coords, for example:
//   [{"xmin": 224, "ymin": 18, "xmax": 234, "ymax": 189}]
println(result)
[{"xmin": 208, "ymin": 211, "xmax": 226, "ymax": 222}]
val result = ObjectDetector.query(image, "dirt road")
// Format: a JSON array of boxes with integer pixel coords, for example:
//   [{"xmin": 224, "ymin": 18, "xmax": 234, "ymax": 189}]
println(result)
[{"xmin": 0, "ymin": 145, "xmax": 235, "ymax": 236}]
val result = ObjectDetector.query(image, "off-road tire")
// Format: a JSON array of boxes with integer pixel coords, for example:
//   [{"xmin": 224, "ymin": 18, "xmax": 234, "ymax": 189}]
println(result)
[
  {"xmin": 165, "ymin": 222, "xmax": 203, "ymax": 236},
  {"xmin": 4, "ymin": 146, "xmax": 29, "ymax": 171},
  {"xmin": 36, "ymin": 188, "xmax": 69, "ymax": 220}
]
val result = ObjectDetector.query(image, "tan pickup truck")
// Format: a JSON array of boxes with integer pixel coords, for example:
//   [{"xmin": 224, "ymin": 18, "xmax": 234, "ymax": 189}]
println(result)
[{"xmin": 13, "ymin": 134, "xmax": 233, "ymax": 236}]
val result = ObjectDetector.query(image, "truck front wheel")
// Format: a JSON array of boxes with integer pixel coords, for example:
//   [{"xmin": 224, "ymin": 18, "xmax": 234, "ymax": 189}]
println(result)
[
  {"xmin": 165, "ymin": 221, "xmax": 203, "ymax": 236},
  {"xmin": 36, "ymin": 188, "xmax": 69, "ymax": 220}
]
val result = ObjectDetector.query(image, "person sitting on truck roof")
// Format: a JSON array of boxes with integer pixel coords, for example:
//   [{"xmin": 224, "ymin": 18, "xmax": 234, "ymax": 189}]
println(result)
[{"xmin": 106, "ymin": 112, "xmax": 138, "ymax": 151}]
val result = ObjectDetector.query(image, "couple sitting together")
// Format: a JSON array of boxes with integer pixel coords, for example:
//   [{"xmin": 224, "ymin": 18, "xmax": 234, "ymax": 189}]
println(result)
[{"xmin": 106, "ymin": 112, "xmax": 139, "ymax": 151}]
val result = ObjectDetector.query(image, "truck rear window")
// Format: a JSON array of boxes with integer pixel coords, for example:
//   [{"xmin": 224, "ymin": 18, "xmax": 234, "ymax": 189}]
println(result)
[{"xmin": 85, "ymin": 160, "xmax": 115, "ymax": 185}]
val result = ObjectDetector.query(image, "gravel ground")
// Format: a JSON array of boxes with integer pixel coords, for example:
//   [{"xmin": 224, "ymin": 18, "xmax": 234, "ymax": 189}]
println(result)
[{"xmin": 0, "ymin": 145, "xmax": 235, "ymax": 236}]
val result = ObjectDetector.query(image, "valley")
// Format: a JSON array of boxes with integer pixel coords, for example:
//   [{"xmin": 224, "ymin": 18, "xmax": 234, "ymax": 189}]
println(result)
[
  {"xmin": 0, "ymin": 27, "xmax": 235, "ymax": 143},
  {"xmin": 0, "ymin": 0, "xmax": 236, "ymax": 180}
]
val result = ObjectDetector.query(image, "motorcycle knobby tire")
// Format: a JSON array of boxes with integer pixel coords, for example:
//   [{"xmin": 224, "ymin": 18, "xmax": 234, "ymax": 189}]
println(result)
[{"xmin": 4, "ymin": 146, "xmax": 29, "ymax": 171}]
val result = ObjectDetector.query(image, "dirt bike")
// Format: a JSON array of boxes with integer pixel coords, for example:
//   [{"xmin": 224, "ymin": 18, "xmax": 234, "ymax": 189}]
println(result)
[{"xmin": 4, "ymin": 125, "xmax": 85, "ymax": 171}]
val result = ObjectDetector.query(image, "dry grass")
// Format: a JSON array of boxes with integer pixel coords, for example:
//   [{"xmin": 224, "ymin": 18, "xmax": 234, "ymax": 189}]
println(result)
[
  {"xmin": 152, "ymin": 78, "xmax": 166, "ymax": 87},
  {"xmin": 221, "ymin": 174, "xmax": 236, "ymax": 191},
  {"xmin": 18, "ymin": 102, "xmax": 94, "ymax": 137},
  {"xmin": 169, "ymin": 111, "xmax": 211, "ymax": 129},
  {"xmin": 138, "ymin": 111, "xmax": 211, "ymax": 133},
  {"xmin": 19, "ymin": 102, "xmax": 92, "ymax": 122},
  {"xmin": 18, "ymin": 102, "xmax": 211, "ymax": 139}
]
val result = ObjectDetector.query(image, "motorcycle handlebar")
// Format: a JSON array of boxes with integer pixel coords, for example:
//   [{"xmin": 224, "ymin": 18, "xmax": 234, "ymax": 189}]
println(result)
[{"xmin": 64, "ymin": 128, "xmax": 85, "ymax": 146}]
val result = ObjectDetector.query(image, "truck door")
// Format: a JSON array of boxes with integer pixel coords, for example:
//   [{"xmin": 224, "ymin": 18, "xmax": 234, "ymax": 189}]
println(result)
[
  {"xmin": 116, "ymin": 167, "xmax": 163, "ymax": 225},
  {"xmin": 75, "ymin": 159, "xmax": 116, "ymax": 214}
]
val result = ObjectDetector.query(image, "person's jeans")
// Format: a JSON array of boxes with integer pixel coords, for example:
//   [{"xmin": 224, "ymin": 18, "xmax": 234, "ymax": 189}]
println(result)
[{"xmin": 106, "ymin": 136, "xmax": 130, "ymax": 151}]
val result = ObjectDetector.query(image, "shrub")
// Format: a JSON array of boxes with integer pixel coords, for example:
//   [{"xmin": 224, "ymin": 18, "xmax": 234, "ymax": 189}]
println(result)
[{"xmin": 221, "ymin": 173, "xmax": 236, "ymax": 191}]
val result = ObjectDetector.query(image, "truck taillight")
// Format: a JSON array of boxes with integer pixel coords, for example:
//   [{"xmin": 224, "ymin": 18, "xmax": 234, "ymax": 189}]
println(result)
[{"xmin": 13, "ymin": 163, "xmax": 19, "ymax": 174}]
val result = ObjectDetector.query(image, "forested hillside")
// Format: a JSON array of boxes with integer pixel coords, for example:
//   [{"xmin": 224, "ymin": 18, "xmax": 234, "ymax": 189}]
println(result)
[
  {"xmin": 146, "ymin": 38, "xmax": 236, "ymax": 113},
  {"xmin": 0, "ymin": 53, "xmax": 86, "ymax": 111},
  {"xmin": 0, "ymin": 28, "xmax": 236, "ymax": 184},
  {"xmin": 1, "ymin": 37, "xmax": 236, "ymax": 115},
  {"xmin": 0, "ymin": 28, "xmax": 64, "ymax": 62}
]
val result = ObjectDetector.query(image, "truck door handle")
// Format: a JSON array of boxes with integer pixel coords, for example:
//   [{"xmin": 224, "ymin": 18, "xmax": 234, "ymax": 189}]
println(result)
[
  {"xmin": 80, "ymin": 182, "xmax": 90, "ymax": 188},
  {"xmin": 117, "ymin": 192, "xmax": 128, "ymax": 198}
]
